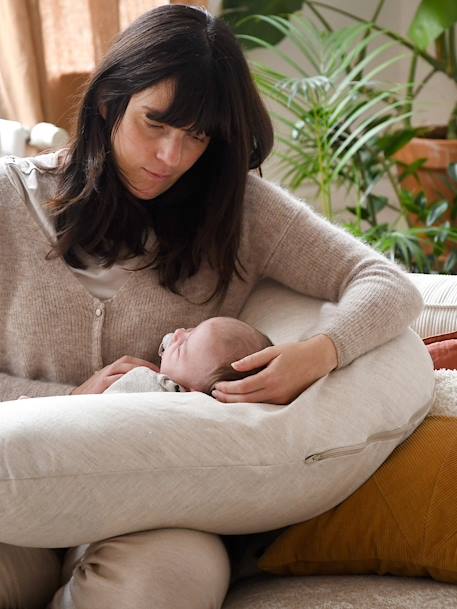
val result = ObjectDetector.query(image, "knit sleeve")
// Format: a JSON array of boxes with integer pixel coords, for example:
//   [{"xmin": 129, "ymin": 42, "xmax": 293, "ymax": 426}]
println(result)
[
  {"xmin": 244, "ymin": 175, "xmax": 423, "ymax": 368},
  {"xmin": 0, "ymin": 372, "xmax": 75, "ymax": 402}
]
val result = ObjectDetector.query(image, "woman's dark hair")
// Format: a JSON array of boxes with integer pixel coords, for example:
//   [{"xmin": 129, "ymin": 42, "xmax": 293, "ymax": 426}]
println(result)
[{"xmin": 46, "ymin": 4, "xmax": 274, "ymax": 304}]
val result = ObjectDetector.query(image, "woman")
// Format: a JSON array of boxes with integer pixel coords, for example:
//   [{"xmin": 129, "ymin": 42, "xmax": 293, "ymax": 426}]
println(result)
[{"xmin": 0, "ymin": 4, "xmax": 422, "ymax": 608}]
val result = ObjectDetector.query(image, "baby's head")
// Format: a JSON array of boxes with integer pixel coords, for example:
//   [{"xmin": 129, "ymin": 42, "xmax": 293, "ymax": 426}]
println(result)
[{"xmin": 158, "ymin": 317, "xmax": 273, "ymax": 394}]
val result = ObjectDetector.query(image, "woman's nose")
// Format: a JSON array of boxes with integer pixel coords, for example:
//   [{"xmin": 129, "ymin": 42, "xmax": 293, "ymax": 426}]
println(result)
[{"xmin": 156, "ymin": 134, "xmax": 182, "ymax": 168}]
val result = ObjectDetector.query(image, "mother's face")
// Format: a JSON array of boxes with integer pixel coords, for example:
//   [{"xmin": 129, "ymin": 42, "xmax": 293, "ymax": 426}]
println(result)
[{"xmin": 111, "ymin": 80, "xmax": 210, "ymax": 200}]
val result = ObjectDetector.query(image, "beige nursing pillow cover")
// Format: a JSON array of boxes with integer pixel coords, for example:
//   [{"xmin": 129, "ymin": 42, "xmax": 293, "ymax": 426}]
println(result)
[{"xmin": 0, "ymin": 280, "xmax": 434, "ymax": 548}]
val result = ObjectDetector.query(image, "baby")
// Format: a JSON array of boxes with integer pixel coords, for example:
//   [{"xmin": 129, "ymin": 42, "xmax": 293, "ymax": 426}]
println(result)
[{"xmin": 105, "ymin": 316, "xmax": 273, "ymax": 395}]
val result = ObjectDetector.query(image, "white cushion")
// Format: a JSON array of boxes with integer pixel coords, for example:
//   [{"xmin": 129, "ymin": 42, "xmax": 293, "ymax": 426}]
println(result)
[
  {"xmin": 0, "ymin": 280, "xmax": 434, "ymax": 548},
  {"xmin": 408, "ymin": 273, "xmax": 457, "ymax": 338}
]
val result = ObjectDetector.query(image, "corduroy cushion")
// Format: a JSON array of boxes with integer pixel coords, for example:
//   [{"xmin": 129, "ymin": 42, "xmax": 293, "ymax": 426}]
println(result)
[
  {"xmin": 409, "ymin": 273, "xmax": 457, "ymax": 338},
  {"xmin": 424, "ymin": 331, "xmax": 457, "ymax": 370},
  {"xmin": 258, "ymin": 416, "xmax": 457, "ymax": 584}
]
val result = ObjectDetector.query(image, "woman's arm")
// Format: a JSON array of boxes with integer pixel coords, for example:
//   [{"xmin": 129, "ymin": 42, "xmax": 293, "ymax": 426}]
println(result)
[
  {"xmin": 262, "ymin": 211, "xmax": 422, "ymax": 369},
  {"xmin": 214, "ymin": 177, "xmax": 423, "ymax": 405},
  {"xmin": 246, "ymin": 175, "xmax": 423, "ymax": 368},
  {"xmin": 0, "ymin": 372, "xmax": 75, "ymax": 402}
]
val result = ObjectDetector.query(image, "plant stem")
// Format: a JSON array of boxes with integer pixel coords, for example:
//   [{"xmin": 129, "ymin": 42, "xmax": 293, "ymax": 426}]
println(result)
[
  {"xmin": 321, "ymin": 180, "xmax": 333, "ymax": 220},
  {"xmin": 449, "ymin": 26, "xmax": 457, "ymax": 79},
  {"xmin": 372, "ymin": 0, "xmax": 386, "ymax": 22},
  {"xmin": 448, "ymin": 98, "xmax": 457, "ymax": 139},
  {"xmin": 413, "ymin": 68, "xmax": 437, "ymax": 97},
  {"xmin": 306, "ymin": 3, "xmax": 332, "ymax": 32},
  {"xmin": 316, "ymin": 129, "xmax": 333, "ymax": 219},
  {"xmin": 405, "ymin": 52, "xmax": 418, "ymax": 128},
  {"xmin": 386, "ymin": 202, "xmax": 402, "ymax": 213},
  {"xmin": 354, "ymin": 0, "xmax": 386, "ymax": 79},
  {"xmin": 381, "ymin": 156, "xmax": 403, "ymax": 212}
]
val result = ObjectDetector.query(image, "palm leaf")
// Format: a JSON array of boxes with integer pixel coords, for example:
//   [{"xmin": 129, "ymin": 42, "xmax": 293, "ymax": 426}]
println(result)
[
  {"xmin": 249, "ymin": 15, "xmax": 409, "ymax": 217},
  {"xmin": 332, "ymin": 111, "xmax": 413, "ymax": 177}
]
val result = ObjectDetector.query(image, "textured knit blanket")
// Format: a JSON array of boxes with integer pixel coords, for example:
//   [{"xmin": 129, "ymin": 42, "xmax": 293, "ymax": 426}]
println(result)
[{"xmin": 431, "ymin": 369, "xmax": 457, "ymax": 417}]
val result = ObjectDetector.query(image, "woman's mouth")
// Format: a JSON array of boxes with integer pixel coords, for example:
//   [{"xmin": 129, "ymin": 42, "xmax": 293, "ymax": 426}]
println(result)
[{"xmin": 143, "ymin": 168, "xmax": 171, "ymax": 181}]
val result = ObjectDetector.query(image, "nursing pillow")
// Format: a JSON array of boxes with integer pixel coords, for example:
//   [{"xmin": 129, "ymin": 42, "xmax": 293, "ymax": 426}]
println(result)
[{"xmin": 0, "ymin": 279, "xmax": 434, "ymax": 547}]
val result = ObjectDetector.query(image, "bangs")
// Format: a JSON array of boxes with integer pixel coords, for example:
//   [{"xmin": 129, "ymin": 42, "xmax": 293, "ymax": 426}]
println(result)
[{"xmin": 145, "ymin": 69, "xmax": 233, "ymax": 141}]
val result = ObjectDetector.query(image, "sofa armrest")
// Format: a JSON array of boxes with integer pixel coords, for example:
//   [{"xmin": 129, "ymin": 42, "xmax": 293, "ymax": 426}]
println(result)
[{"xmin": 409, "ymin": 273, "xmax": 457, "ymax": 338}]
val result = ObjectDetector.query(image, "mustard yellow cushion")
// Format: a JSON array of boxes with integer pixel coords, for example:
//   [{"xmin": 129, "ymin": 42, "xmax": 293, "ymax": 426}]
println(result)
[{"xmin": 258, "ymin": 416, "xmax": 457, "ymax": 584}]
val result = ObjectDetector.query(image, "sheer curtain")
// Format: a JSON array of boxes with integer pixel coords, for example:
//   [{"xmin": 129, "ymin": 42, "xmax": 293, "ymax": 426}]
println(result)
[{"xmin": 0, "ymin": 0, "xmax": 208, "ymax": 132}]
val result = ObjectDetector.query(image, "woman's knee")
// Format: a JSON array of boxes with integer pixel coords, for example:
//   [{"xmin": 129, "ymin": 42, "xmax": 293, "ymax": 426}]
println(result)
[
  {"xmin": 0, "ymin": 543, "xmax": 61, "ymax": 609},
  {"xmin": 52, "ymin": 529, "xmax": 231, "ymax": 609}
]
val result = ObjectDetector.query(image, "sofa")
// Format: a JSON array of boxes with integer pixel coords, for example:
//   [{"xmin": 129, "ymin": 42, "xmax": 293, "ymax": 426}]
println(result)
[
  {"xmin": 0, "ymin": 272, "xmax": 453, "ymax": 608},
  {"xmin": 221, "ymin": 272, "xmax": 457, "ymax": 609}
]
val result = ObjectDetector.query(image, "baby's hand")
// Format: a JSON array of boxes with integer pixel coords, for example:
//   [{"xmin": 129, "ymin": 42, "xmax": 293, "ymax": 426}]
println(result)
[{"xmin": 71, "ymin": 356, "xmax": 159, "ymax": 395}]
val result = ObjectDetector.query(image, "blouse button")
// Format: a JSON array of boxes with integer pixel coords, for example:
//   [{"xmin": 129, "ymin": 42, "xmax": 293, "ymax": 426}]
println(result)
[{"xmin": 95, "ymin": 307, "xmax": 102, "ymax": 317}]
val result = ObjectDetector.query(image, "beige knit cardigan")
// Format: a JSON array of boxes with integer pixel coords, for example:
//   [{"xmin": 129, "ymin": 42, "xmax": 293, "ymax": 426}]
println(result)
[{"xmin": 0, "ymin": 154, "xmax": 423, "ymax": 401}]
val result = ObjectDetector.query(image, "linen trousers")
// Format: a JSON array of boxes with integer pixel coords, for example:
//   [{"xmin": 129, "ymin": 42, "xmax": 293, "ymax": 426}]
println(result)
[{"xmin": 0, "ymin": 528, "xmax": 231, "ymax": 609}]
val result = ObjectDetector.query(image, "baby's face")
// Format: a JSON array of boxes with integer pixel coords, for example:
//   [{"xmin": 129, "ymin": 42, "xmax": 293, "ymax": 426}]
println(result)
[{"xmin": 158, "ymin": 317, "xmax": 251, "ymax": 392}]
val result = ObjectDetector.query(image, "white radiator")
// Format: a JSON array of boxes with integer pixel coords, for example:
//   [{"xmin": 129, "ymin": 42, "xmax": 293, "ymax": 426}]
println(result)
[{"xmin": 0, "ymin": 119, "xmax": 69, "ymax": 156}]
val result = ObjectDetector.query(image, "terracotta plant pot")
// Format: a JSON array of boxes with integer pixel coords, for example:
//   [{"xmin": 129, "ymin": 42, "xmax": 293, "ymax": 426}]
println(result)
[
  {"xmin": 395, "ymin": 127, "xmax": 457, "ymax": 206},
  {"xmin": 395, "ymin": 127, "xmax": 457, "ymax": 269}
]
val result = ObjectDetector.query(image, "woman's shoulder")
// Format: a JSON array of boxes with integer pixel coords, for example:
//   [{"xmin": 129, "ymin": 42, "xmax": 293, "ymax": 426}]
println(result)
[
  {"xmin": 238, "ymin": 173, "xmax": 311, "ymax": 264},
  {"xmin": 243, "ymin": 172, "xmax": 311, "ymax": 227},
  {"xmin": 0, "ymin": 150, "xmax": 62, "ymax": 207},
  {"xmin": 0, "ymin": 155, "xmax": 25, "ymax": 207},
  {"xmin": 1, "ymin": 149, "xmax": 63, "ymax": 178}
]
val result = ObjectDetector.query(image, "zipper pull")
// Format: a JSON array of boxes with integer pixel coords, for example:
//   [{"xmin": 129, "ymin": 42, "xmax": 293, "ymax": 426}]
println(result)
[{"xmin": 304, "ymin": 454, "xmax": 323, "ymax": 464}]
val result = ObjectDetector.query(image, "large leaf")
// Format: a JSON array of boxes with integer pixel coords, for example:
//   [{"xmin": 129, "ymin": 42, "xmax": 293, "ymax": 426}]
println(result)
[
  {"xmin": 443, "ymin": 250, "xmax": 457, "ymax": 274},
  {"xmin": 426, "ymin": 200, "xmax": 448, "ymax": 226},
  {"xmin": 408, "ymin": 0, "xmax": 457, "ymax": 51},
  {"xmin": 376, "ymin": 129, "xmax": 417, "ymax": 157},
  {"xmin": 222, "ymin": 0, "xmax": 304, "ymax": 48}
]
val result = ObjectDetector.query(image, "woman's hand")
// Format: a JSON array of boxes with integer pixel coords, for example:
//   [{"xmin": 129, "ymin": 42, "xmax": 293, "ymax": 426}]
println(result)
[
  {"xmin": 211, "ymin": 334, "xmax": 338, "ymax": 405},
  {"xmin": 71, "ymin": 355, "xmax": 159, "ymax": 395}
]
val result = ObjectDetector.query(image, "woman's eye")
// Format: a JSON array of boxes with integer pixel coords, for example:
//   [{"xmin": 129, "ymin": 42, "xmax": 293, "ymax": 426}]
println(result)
[
  {"xmin": 189, "ymin": 132, "xmax": 206, "ymax": 143},
  {"xmin": 146, "ymin": 121, "xmax": 163, "ymax": 129}
]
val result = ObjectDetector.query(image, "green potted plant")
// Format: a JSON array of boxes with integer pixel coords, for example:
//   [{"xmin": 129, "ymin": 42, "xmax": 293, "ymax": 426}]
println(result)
[
  {"xmin": 301, "ymin": 0, "xmax": 457, "ymax": 206},
  {"xmin": 239, "ymin": 13, "xmax": 457, "ymax": 272},
  {"xmin": 246, "ymin": 17, "xmax": 411, "ymax": 219}
]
